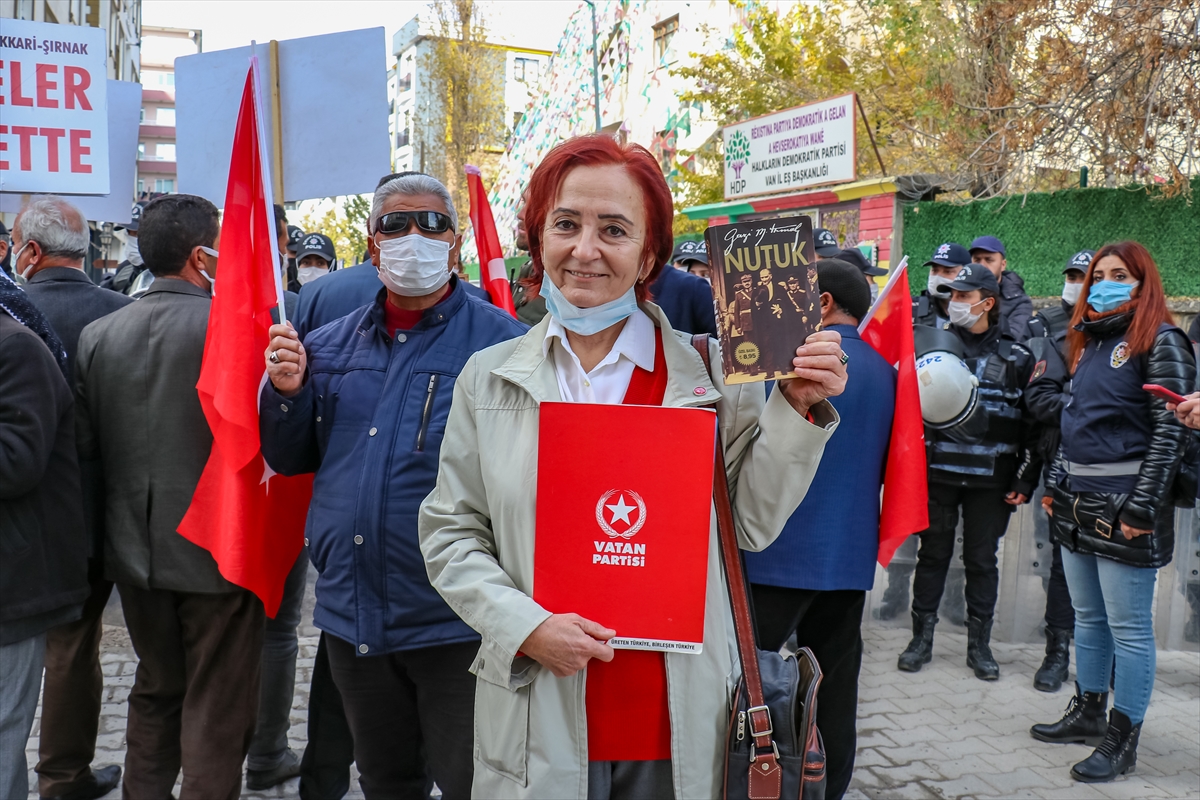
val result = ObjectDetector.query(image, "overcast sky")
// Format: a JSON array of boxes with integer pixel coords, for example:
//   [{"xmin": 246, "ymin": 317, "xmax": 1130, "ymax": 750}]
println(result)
[{"xmin": 142, "ymin": 0, "xmax": 579, "ymax": 58}]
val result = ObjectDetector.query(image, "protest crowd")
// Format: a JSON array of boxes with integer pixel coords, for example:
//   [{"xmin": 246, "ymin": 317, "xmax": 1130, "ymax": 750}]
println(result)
[{"xmin": 2, "ymin": 126, "xmax": 1199, "ymax": 800}]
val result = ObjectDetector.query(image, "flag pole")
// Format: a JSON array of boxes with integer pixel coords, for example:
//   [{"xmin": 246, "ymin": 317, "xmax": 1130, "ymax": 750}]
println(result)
[
  {"xmin": 858, "ymin": 255, "xmax": 908, "ymax": 333},
  {"xmin": 250, "ymin": 44, "xmax": 288, "ymax": 325}
]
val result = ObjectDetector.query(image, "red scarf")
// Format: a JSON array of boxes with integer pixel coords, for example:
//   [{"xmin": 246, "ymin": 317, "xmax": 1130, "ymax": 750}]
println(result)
[{"xmin": 585, "ymin": 328, "xmax": 672, "ymax": 761}]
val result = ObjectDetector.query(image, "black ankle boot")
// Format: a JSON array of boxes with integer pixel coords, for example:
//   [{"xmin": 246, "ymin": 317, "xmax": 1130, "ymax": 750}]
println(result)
[
  {"xmin": 1030, "ymin": 683, "xmax": 1108, "ymax": 745},
  {"xmin": 966, "ymin": 615, "xmax": 999, "ymax": 680},
  {"xmin": 1034, "ymin": 626, "xmax": 1071, "ymax": 692},
  {"xmin": 875, "ymin": 567, "xmax": 912, "ymax": 621},
  {"xmin": 897, "ymin": 611, "xmax": 937, "ymax": 672},
  {"xmin": 1071, "ymin": 709, "xmax": 1141, "ymax": 782}
]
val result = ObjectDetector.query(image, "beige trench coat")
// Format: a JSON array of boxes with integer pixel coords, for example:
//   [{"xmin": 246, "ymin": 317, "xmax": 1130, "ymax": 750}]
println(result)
[{"xmin": 418, "ymin": 304, "xmax": 838, "ymax": 799}]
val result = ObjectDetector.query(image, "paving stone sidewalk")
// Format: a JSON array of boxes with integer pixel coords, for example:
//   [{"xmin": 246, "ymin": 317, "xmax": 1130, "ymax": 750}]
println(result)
[{"xmin": 24, "ymin": 590, "xmax": 1200, "ymax": 799}]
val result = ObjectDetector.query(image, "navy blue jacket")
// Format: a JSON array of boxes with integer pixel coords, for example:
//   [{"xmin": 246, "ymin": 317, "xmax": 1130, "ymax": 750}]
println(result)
[
  {"xmin": 649, "ymin": 266, "xmax": 717, "ymax": 336},
  {"xmin": 293, "ymin": 262, "xmax": 383, "ymax": 340},
  {"xmin": 744, "ymin": 325, "xmax": 894, "ymax": 591},
  {"xmin": 260, "ymin": 278, "xmax": 527, "ymax": 654},
  {"xmin": 294, "ymin": 262, "xmax": 491, "ymax": 339}
]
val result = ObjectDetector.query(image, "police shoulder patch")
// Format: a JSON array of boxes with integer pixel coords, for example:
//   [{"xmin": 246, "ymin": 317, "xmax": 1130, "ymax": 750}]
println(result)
[
  {"xmin": 1110, "ymin": 341, "xmax": 1130, "ymax": 369},
  {"xmin": 1029, "ymin": 360, "xmax": 1046, "ymax": 383}
]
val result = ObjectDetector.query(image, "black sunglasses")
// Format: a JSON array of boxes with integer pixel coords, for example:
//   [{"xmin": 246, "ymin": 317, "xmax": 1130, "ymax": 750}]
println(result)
[{"xmin": 377, "ymin": 210, "xmax": 455, "ymax": 235}]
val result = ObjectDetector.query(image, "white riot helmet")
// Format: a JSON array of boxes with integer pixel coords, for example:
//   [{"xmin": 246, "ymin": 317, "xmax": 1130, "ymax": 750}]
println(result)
[{"xmin": 916, "ymin": 351, "xmax": 979, "ymax": 427}]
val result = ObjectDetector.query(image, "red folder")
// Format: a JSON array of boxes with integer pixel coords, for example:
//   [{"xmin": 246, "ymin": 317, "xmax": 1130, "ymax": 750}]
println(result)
[{"xmin": 534, "ymin": 402, "xmax": 716, "ymax": 653}]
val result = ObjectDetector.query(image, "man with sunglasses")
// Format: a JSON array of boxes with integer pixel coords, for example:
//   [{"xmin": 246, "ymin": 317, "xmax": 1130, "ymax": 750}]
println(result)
[
  {"xmin": 260, "ymin": 173, "xmax": 527, "ymax": 799},
  {"xmin": 75, "ymin": 195, "xmax": 267, "ymax": 798}
]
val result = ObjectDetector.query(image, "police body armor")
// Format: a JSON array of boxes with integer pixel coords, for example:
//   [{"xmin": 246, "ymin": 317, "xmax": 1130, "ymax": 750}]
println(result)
[{"xmin": 917, "ymin": 329, "xmax": 1023, "ymax": 480}]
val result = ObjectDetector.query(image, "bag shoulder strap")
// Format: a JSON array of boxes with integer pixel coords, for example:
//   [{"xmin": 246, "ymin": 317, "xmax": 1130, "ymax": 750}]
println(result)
[{"xmin": 690, "ymin": 334, "xmax": 782, "ymax": 793}]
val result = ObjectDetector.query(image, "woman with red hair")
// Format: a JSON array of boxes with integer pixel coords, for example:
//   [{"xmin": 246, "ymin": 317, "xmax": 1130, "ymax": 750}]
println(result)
[
  {"xmin": 1031, "ymin": 241, "xmax": 1195, "ymax": 783},
  {"xmin": 418, "ymin": 134, "xmax": 848, "ymax": 799}
]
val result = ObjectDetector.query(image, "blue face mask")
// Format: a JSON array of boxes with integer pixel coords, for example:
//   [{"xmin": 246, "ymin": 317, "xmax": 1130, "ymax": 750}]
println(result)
[
  {"xmin": 541, "ymin": 272, "xmax": 640, "ymax": 336},
  {"xmin": 1087, "ymin": 280, "xmax": 1138, "ymax": 313}
]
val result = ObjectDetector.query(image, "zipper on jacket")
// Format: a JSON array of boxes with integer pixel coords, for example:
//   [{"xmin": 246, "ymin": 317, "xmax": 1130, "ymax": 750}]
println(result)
[
  {"xmin": 737, "ymin": 710, "xmax": 746, "ymax": 741},
  {"xmin": 415, "ymin": 374, "xmax": 439, "ymax": 451}
]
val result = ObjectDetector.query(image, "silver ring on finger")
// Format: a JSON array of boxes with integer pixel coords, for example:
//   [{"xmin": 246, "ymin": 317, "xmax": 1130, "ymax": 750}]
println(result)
[
  {"xmin": 839, "ymin": 350, "xmax": 849, "ymax": 365},
  {"xmin": 269, "ymin": 350, "xmax": 281, "ymax": 364}
]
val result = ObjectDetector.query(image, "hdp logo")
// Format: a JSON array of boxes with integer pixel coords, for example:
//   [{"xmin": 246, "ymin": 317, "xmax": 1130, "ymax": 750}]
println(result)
[{"xmin": 726, "ymin": 130, "xmax": 751, "ymax": 185}]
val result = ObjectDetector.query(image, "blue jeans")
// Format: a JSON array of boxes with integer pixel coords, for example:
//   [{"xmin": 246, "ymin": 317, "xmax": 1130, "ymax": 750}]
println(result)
[{"xmin": 1061, "ymin": 548, "xmax": 1158, "ymax": 724}]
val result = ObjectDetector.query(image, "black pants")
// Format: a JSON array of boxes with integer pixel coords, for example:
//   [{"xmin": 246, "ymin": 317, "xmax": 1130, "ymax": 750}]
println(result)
[
  {"xmin": 1045, "ymin": 541, "xmax": 1075, "ymax": 631},
  {"xmin": 913, "ymin": 483, "xmax": 1012, "ymax": 621},
  {"xmin": 750, "ymin": 586, "xmax": 865, "ymax": 800},
  {"xmin": 325, "ymin": 635, "xmax": 477, "ymax": 800},
  {"xmin": 299, "ymin": 633, "xmax": 355, "ymax": 800}
]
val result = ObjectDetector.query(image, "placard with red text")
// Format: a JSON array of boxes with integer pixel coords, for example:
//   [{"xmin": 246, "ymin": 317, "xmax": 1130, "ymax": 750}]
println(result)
[
  {"xmin": 534, "ymin": 403, "xmax": 716, "ymax": 653},
  {"xmin": 0, "ymin": 19, "xmax": 109, "ymax": 194}
]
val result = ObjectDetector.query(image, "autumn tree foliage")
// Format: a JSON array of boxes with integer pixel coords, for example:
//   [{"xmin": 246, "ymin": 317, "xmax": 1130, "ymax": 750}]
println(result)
[{"xmin": 674, "ymin": 0, "xmax": 1199, "ymax": 206}]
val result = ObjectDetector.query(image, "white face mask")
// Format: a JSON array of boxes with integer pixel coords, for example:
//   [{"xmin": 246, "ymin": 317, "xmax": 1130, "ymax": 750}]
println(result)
[
  {"xmin": 1062, "ymin": 281, "xmax": 1082, "ymax": 305},
  {"xmin": 948, "ymin": 299, "xmax": 987, "ymax": 329},
  {"xmin": 927, "ymin": 273, "xmax": 954, "ymax": 296},
  {"xmin": 297, "ymin": 265, "xmax": 329, "ymax": 285},
  {"xmin": 869, "ymin": 281, "xmax": 879, "ymax": 302},
  {"xmin": 13, "ymin": 241, "xmax": 34, "ymax": 280},
  {"xmin": 376, "ymin": 234, "xmax": 452, "ymax": 297},
  {"xmin": 126, "ymin": 236, "xmax": 143, "ymax": 267}
]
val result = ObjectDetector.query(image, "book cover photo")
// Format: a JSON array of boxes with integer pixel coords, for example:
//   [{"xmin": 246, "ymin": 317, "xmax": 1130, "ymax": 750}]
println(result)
[{"xmin": 704, "ymin": 215, "xmax": 821, "ymax": 384}]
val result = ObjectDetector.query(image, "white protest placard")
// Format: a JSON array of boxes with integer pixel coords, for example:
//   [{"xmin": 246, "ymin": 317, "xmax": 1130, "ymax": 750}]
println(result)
[
  {"xmin": 0, "ymin": 19, "xmax": 110, "ymax": 194},
  {"xmin": 174, "ymin": 28, "xmax": 390, "ymax": 206},
  {"xmin": 722, "ymin": 93, "xmax": 857, "ymax": 201},
  {"xmin": 0, "ymin": 79, "xmax": 140, "ymax": 224}
]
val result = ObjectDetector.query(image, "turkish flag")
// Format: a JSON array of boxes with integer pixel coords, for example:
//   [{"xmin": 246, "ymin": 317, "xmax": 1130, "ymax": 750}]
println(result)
[
  {"xmin": 858, "ymin": 257, "xmax": 929, "ymax": 566},
  {"xmin": 177, "ymin": 66, "xmax": 313, "ymax": 617},
  {"xmin": 465, "ymin": 165, "xmax": 517, "ymax": 316}
]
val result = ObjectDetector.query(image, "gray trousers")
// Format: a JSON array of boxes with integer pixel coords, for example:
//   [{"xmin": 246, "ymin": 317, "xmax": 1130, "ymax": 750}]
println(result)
[
  {"xmin": 0, "ymin": 632, "xmax": 46, "ymax": 800},
  {"xmin": 248, "ymin": 549, "xmax": 309, "ymax": 771},
  {"xmin": 587, "ymin": 760, "xmax": 674, "ymax": 800}
]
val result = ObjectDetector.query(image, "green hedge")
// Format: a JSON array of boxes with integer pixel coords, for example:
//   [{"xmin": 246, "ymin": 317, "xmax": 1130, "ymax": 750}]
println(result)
[{"xmin": 901, "ymin": 179, "xmax": 1200, "ymax": 298}]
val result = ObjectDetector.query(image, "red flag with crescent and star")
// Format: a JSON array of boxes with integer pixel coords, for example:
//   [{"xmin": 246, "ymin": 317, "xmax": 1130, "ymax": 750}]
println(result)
[
  {"xmin": 177, "ymin": 65, "xmax": 313, "ymax": 617},
  {"xmin": 465, "ymin": 164, "xmax": 517, "ymax": 316},
  {"xmin": 858, "ymin": 257, "xmax": 929, "ymax": 567}
]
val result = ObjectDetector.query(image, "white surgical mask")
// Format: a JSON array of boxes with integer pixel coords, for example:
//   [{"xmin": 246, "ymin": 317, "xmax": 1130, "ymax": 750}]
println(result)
[
  {"xmin": 198, "ymin": 246, "xmax": 218, "ymax": 293},
  {"xmin": 541, "ymin": 272, "xmax": 640, "ymax": 336},
  {"xmin": 869, "ymin": 281, "xmax": 880, "ymax": 302},
  {"xmin": 1062, "ymin": 282, "xmax": 1082, "ymax": 306},
  {"xmin": 948, "ymin": 299, "xmax": 986, "ymax": 329},
  {"xmin": 13, "ymin": 241, "xmax": 34, "ymax": 280},
  {"xmin": 376, "ymin": 234, "xmax": 452, "ymax": 296},
  {"xmin": 126, "ymin": 236, "xmax": 143, "ymax": 267},
  {"xmin": 927, "ymin": 273, "xmax": 953, "ymax": 296},
  {"xmin": 297, "ymin": 265, "xmax": 329, "ymax": 285}
]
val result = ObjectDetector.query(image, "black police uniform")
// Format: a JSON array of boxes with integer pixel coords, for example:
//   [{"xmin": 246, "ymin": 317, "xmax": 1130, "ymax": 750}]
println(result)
[{"xmin": 902, "ymin": 266, "xmax": 1040, "ymax": 680}]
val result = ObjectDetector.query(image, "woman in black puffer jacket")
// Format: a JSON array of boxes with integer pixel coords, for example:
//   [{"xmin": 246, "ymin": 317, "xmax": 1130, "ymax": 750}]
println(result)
[{"xmin": 1030, "ymin": 241, "xmax": 1195, "ymax": 784}]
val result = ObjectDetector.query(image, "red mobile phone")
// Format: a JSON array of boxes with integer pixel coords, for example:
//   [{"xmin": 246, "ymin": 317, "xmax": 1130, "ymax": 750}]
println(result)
[{"xmin": 1143, "ymin": 384, "xmax": 1188, "ymax": 404}]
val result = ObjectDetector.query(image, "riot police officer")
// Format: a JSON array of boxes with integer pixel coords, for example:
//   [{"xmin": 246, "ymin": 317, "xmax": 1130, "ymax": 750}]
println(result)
[
  {"xmin": 1023, "ymin": 249, "xmax": 1093, "ymax": 691},
  {"xmin": 101, "ymin": 202, "xmax": 148, "ymax": 295},
  {"xmin": 898, "ymin": 264, "xmax": 1040, "ymax": 680},
  {"xmin": 913, "ymin": 242, "xmax": 971, "ymax": 329}
]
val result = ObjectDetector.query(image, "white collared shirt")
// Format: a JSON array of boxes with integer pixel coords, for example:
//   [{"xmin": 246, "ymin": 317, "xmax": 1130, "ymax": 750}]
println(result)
[{"xmin": 543, "ymin": 309, "xmax": 656, "ymax": 404}]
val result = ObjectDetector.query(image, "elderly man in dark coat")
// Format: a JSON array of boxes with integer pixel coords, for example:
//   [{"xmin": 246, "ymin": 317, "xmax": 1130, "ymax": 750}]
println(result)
[
  {"xmin": 18, "ymin": 196, "xmax": 130, "ymax": 800},
  {"xmin": 75, "ymin": 195, "xmax": 264, "ymax": 800},
  {"xmin": 0, "ymin": 270, "xmax": 89, "ymax": 800}
]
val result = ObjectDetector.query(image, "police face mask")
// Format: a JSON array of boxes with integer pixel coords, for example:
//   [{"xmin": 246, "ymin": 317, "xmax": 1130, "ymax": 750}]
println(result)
[
  {"xmin": 376, "ymin": 234, "xmax": 452, "ymax": 297},
  {"xmin": 1087, "ymin": 280, "xmax": 1138, "ymax": 313},
  {"xmin": 541, "ymin": 270, "xmax": 639, "ymax": 336},
  {"xmin": 297, "ymin": 265, "xmax": 329, "ymax": 285},
  {"xmin": 1062, "ymin": 281, "xmax": 1083, "ymax": 306},
  {"xmin": 928, "ymin": 273, "xmax": 954, "ymax": 296},
  {"xmin": 126, "ymin": 236, "xmax": 143, "ymax": 267},
  {"xmin": 948, "ymin": 299, "xmax": 988, "ymax": 329}
]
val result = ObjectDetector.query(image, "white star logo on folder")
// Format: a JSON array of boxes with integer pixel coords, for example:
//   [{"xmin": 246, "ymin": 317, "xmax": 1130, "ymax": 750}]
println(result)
[
  {"xmin": 606, "ymin": 495, "xmax": 636, "ymax": 525},
  {"xmin": 595, "ymin": 489, "xmax": 647, "ymax": 539}
]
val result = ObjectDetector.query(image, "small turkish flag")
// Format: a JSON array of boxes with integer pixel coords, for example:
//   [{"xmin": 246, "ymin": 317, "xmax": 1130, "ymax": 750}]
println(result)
[
  {"xmin": 465, "ymin": 165, "xmax": 517, "ymax": 316},
  {"xmin": 858, "ymin": 257, "xmax": 929, "ymax": 567},
  {"xmin": 177, "ymin": 65, "xmax": 313, "ymax": 617}
]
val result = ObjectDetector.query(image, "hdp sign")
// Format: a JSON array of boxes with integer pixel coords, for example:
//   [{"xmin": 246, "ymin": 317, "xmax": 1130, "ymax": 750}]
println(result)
[{"xmin": 0, "ymin": 19, "xmax": 110, "ymax": 195}]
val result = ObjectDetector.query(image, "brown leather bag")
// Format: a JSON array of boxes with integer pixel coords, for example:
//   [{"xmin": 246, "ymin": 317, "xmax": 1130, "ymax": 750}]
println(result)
[{"xmin": 691, "ymin": 334, "xmax": 828, "ymax": 800}]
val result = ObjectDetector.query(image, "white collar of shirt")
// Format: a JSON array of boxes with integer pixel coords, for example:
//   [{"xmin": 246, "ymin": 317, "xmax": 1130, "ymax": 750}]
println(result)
[{"xmin": 543, "ymin": 309, "xmax": 656, "ymax": 404}]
